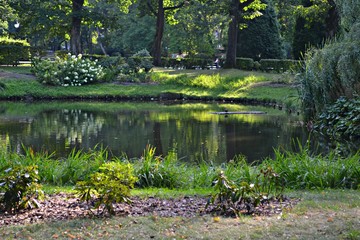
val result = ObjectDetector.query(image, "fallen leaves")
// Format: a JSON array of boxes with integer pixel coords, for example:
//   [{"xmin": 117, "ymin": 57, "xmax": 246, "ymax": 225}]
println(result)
[{"xmin": 0, "ymin": 193, "xmax": 299, "ymax": 226}]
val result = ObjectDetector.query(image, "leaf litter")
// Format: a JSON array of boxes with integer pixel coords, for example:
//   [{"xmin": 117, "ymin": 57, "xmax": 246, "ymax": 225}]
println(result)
[{"xmin": 0, "ymin": 193, "xmax": 299, "ymax": 226}]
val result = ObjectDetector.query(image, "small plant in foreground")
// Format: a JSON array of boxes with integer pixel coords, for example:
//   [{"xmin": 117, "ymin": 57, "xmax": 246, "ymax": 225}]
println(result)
[
  {"xmin": 207, "ymin": 168, "xmax": 284, "ymax": 217},
  {"xmin": 0, "ymin": 165, "xmax": 43, "ymax": 213},
  {"xmin": 206, "ymin": 171, "xmax": 260, "ymax": 216},
  {"xmin": 76, "ymin": 161, "xmax": 137, "ymax": 215}
]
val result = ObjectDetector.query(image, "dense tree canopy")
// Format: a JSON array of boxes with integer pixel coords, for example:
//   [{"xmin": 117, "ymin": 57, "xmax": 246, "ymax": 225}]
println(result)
[
  {"xmin": 0, "ymin": 0, "xmax": 353, "ymax": 67},
  {"xmin": 237, "ymin": 0, "xmax": 284, "ymax": 60}
]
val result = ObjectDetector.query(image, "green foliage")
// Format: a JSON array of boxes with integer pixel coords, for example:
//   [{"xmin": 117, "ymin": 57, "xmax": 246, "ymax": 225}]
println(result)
[
  {"xmin": 237, "ymin": 0, "xmax": 284, "ymax": 60},
  {"xmin": 135, "ymin": 145, "xmax": 185, "ymax": 189},
  {"xmin": 297, "ymin": 22, "xmax": 360, "ymax": 120},
  {"xmin": 97, "ymin": 50, "xmax": 153, "ymax": 83},
  {"xmin": 75, "ymin": 161, "xmax": 137, "ymax": 215},
  {"xmin": 236, "ymin": 58, "xmax": 254, "ymax": 71},
  {"xmin": 292, "ymin": 1, "xmax": 327, "ymax": 59},
  {"xmin": 0, "ymin": 37, "xmax": 30, "ymax": 66},
  {"xmin": 32, "ymin": 53, "xmax": 104, "ymax": 86},
  {"xmin": 207, "ymin": 167, "xmax": 283, "ymax": 216},
  {"xmin": 264, "ymin": 146, "xmax": 360, "ymax": 189},
  {"xmin": 0, "ymin": 165, "xmax": 44, "ymax": 213},
  {"xmin": 313, "ymin": 97, "xmax": 360, "ymax": 153},
  {"xmin": 259, "ymin": 59, "xmax": 302, "ymax": 73}
]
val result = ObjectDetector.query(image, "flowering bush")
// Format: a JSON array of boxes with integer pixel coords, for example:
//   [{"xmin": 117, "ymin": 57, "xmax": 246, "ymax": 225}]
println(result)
[{"xmin": 32, "ymin": 53, "xmax": 104, "ymax": 86}]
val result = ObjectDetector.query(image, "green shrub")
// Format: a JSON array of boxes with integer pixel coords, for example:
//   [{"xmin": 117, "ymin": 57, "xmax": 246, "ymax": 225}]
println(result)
[
  {"xmin": 206, "ymin": 168, "xmax": 283, "ymax": 216},
  {"xmin": 54, "ymin": 50, "xmax": 68, "ymax": 59},
  {"xmin": 0, "ymin": 165, "xmax": 44, "ymax": 213},
  {"xmin": 0, "ymin": 37, "xmax": 30, "ymax": 66},
  {"xmin": 260, "ymin": 59, "xmax": 301, "ymax": 73},
  {"xmin": 297, "ymin": 22, "xmax": 360, "ymax": 120},
  {"xmin": 236, "ymin": 58, "xmax": 254, "ymax": 70},
  {"xmin": 76, "ymin": 161, "xmax": 137, "ymax": 215},
  {"xmin": 32, "ymin": 53, "xmax": 104, "ymax": 86},
  {"xmin": 128, "ymin": 49, "xmax": 153, "ymax": 73},
  {"xmin": 313, "ymin": 97, "xmax": 360, "ymax": 153}
]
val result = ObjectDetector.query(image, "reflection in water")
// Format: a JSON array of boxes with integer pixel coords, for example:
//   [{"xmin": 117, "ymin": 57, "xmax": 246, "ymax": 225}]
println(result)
[{"xmin": 0, "ymin": 102, "xmax": 308, "ymax": 163}]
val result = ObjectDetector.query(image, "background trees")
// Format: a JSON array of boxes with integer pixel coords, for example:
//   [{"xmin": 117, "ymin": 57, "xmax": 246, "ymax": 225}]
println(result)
[
  {"xmin": 237, "ymin": 0, "xmax": 284, "ymax": 60},
  {"xmin": 0, "ymin": 0, "xmax": 351, "ymax": 68}
]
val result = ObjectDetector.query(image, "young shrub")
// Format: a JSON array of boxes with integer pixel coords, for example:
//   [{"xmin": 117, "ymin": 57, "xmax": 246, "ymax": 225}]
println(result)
[
  {"xmin": 0, "ymin": 165, "xmax": 44, "ymax": 213},
  {"xmin": 206, "ymin": 171, "xmax": 263, "ymax": 216},
  {"xmin": 75, "ymin": 161, "xmax": 137, "ymax": 215},
  {"xmin": 207, "ymin": 165, "xmax": 285, "ymax": 217},
  {"xmin": 32, "ymin": 53, "xmax": 104, "ymax": 86}
]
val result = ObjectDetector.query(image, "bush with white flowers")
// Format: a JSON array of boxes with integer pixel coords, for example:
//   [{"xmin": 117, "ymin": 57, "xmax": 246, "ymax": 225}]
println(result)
[{"xmin": 32, "ymin": 53, "xmax": 104, "ymax": 86}]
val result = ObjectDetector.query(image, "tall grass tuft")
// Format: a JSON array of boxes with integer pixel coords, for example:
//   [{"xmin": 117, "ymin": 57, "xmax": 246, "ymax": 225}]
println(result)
[
  {"xmin": 263, "ymin": 148, "xmax": 360, "ymax": 189},
  {"xmin": 134, "ymin": 145, "xmax": 187, "ymax": 189}
]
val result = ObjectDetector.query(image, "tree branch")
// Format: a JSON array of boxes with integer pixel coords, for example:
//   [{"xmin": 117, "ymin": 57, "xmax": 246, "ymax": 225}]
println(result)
[{"xmin": 164, "ymin": 1, "xmax": 185, "ymax": 11}]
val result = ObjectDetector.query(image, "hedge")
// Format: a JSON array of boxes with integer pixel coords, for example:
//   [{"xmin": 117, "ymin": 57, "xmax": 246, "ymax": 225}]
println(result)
[
  {"xmin": 259, "ymin": 59, "xmax": 302, "ymax": 73},
  {"xmin": 236, "ymin": 58, "xmax": 255, "ymax": 71},
  {"xmin": 0, "ymin": 38, "xmax": 30, "ymax": 66}
]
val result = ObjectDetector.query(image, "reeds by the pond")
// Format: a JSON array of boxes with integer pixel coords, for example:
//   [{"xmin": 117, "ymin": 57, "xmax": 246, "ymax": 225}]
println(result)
[{"xmin": 0, "ymin": 143, "xmax": 359, "ymax": 190}]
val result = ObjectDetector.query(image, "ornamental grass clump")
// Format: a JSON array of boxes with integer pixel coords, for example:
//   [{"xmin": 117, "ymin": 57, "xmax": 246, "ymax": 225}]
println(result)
[{"xmin": 32, "ymin": 53, "xmax": 104, "ymax": 86}]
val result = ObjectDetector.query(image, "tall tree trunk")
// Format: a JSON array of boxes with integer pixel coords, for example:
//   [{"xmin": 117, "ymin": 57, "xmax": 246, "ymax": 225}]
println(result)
[
  {"xmin": 152, "ymin": 0, "xmax": 165, "ymax": 66},
  {"xmin": 70, "ymin": 0, "xmax": 84, "ymax": 55},
  {"xmin": 224, "ymin": 0, "xmax": 240, "ymax": 68}
]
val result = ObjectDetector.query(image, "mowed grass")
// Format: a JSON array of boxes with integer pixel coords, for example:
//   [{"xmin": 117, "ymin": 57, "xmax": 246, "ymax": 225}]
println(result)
[
  {"xmin": 1, "ymin": 190, "xmax": 359, "ymax": 240},
  {"xmin": 0, "ymin": 66, "xmax": 298, "ymax": 104}
]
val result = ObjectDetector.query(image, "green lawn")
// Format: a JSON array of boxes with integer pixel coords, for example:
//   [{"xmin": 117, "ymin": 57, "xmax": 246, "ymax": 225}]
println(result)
[{"xmin": 0, "ymin": 66, "xmax": 298, "ymax": 106}]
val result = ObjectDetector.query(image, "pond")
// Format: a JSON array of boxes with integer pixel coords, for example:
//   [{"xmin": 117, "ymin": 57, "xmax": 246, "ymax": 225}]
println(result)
[{"xmin": 0, "ymin": 101, "xmax": 308, "ymax": 163}]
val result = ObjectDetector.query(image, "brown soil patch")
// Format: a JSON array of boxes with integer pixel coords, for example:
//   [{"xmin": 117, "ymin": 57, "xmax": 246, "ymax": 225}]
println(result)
[{"xmin": 0, "ymin": 193, "xmax": 299, "ymax": 226}]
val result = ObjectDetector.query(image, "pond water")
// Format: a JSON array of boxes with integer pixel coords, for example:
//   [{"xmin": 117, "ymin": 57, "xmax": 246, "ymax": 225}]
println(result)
[{"xmin": 0, "ymin": 101, "xmax": 309, "ymax": 163}]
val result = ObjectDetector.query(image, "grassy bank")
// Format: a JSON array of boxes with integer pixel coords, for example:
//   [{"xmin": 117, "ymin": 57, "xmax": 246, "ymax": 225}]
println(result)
[
  {"xmin": 0, "ymin": 66, "xmax": 298, "ymax": 105},
  {"xmin": 2, "ymin": 190, "xmax": 359, "ymax": 239},
  {"xmin": 1, "ymin": 144, "xmax": 359, "ymax": 190}
]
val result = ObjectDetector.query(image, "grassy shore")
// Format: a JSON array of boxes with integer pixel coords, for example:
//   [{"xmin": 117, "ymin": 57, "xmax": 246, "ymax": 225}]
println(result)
[
  {"xmin": 0, "ymin": 66, "xmax": 298, "ymax": 106},
  {"xmin": 1, "ymin": 190, "xmax": 359, "ymax": 239}
]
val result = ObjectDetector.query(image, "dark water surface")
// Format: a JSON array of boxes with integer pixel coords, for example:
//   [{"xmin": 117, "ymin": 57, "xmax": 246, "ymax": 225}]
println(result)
[{"xmin": 0, "ymin": 101, "xmax": 308, "ymax": 163}]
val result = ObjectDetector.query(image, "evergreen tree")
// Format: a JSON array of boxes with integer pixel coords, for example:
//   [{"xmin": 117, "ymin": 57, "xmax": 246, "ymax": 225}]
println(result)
[
  {"xmin": 292, "ymin": 0, "xmax": 327, "ymax": 59},
  {"xmin": 237, "ymin": 0, "xmax": 284, "ymax": 60}
]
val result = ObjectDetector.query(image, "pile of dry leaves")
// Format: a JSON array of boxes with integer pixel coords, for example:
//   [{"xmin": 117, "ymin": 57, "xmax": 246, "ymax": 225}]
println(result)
[{"xmin": 0, "ymin": 193, "xmax": 299, "ymax": 226}]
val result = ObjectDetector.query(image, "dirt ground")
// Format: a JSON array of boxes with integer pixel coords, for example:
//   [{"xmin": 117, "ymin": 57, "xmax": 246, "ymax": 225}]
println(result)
[{"xmin": 0, "ymin": 193, "xmax": 299, "ymax": 226}]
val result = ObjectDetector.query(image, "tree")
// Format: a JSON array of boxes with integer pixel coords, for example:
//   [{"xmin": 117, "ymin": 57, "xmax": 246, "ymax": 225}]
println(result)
[
  {"xmin": 291, "ymin": 0, "xmax": 339, "ymax": 59},
  {"xmin": 71, "ymin": 0, "xmax": 84, "ymax": 54},
  {"xmin": 142, "ymin": 0, "xmax": 187, "ymax": 66},
  {"xmin": 165, "ymin": 1, "xmax": 227, "ymax": 58},
  {"xmin": 9, "ymin": 0, "xmax": 132, "ymax": 54},
  {"xmin": 0, "ymin": 0, "xmax": 15, "ymax": 36},
  {"xmin": 237, "ymin": 0, "xmax": 284, "ymax": 60},
  {"xmin": 224, "ymin": 0, "xmax": 266, "ymax": 68}
]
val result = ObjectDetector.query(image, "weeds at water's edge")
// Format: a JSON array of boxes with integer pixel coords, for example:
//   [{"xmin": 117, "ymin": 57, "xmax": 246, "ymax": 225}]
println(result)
[{"xmin": 0, "ymin": 143, "xmax": 358, "ymax": 191}]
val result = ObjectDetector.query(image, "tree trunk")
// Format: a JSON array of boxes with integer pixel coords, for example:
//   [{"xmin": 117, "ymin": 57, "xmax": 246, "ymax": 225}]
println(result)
[
  {"xmin": 70, "ymin": 0, "xmax": 84, "ymax": 55},
  {"xmin": 152, "ymin": 0, "xmax": 165, "ymax": 66},
  {"xmin": 224, "ymin": 0, "xmax": 240, "ymax": 69}
]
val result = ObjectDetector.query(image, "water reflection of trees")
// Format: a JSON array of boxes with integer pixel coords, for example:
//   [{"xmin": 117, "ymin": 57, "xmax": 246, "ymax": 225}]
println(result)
[{"xmin": 0, "ymin": 103, "xmax": 307, "ymax": 163}]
